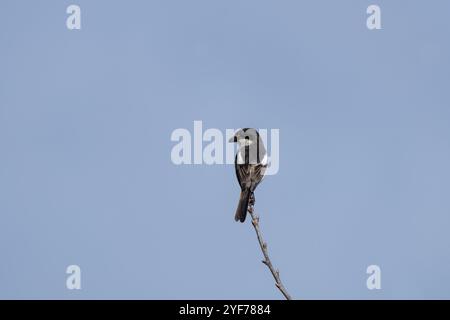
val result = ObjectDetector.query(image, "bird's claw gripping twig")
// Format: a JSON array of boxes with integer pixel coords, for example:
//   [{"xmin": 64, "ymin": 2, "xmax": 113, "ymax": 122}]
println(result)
[{"xmin": 249, "ymin": 193, "xmax": 255, "ymax": 206}]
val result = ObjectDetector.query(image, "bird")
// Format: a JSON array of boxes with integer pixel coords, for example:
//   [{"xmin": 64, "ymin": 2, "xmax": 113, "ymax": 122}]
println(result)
[{"xmin": 229, "ymin": 128, "xmax": 267, "ymax": 222}]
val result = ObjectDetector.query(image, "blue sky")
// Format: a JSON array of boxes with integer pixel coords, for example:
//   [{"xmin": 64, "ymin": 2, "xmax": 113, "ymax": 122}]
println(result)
[{"xmin": 1, "ymin": 0, "xmax": 450, "ymax": 299}]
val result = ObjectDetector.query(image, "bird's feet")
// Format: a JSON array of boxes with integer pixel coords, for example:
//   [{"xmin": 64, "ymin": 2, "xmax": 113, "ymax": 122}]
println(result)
[
  {"xmin": 249, "ymin": 193, "xmax": 255, "ymax": 206},
  {"xmin": 248, "ymin": 193, "xmax": 256, "ymax": 213}
]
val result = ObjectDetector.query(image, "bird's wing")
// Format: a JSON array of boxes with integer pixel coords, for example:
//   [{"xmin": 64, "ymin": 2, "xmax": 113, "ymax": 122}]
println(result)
[
  {"xmin": 235, "ymin": 154, "xmax": 250, "ymax": 189},
  {"xmin": 235, "ymin": 164, "xmax": 250, "ymax": 189},
  {"xmin": 254, "ymin": 163, "xmax": 266, "ymax": 180},
  {"xmin": 251, "ymin": 163, "xmax": 267, "ymax": 190}
]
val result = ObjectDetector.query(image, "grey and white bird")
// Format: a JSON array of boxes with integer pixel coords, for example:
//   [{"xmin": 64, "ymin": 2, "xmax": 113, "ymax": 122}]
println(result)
[{"xmin": 229, "ymin": 128, "xmax": 267, "ymax": 222}]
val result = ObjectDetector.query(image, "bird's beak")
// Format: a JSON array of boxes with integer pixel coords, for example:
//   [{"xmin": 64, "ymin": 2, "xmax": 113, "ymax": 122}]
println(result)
[{"xmin": 229, "ymin": 135, "xmax": 237, "ymax": 143}]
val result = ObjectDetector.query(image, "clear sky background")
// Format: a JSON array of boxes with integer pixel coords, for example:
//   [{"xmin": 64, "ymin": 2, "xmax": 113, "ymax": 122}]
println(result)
[{"xmin": 1, "ymin": 1, "xmax": 450, "ymax": 299}]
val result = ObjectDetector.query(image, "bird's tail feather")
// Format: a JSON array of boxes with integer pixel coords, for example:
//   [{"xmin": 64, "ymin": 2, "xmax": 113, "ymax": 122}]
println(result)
[{"xmin": 235, "ymin": 188, "xmax": 251, "ymax": 223}]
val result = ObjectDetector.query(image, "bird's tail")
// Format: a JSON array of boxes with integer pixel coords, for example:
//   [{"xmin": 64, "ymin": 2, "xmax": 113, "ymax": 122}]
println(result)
[{"xmin": 235, "ymin": 188, "xmax": 251, "ymax": 223}]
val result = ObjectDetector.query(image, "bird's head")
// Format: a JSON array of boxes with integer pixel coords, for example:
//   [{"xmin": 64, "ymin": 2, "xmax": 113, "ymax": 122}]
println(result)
[{"xmin": 229, "ymin": 128, "xmax": 259, "ymax": 147}]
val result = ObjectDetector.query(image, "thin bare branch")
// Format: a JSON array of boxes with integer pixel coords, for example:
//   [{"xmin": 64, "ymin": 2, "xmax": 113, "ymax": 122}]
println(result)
[{"xmin": 247, "ymin": 201, "xmax": 292, "ymax": 300}]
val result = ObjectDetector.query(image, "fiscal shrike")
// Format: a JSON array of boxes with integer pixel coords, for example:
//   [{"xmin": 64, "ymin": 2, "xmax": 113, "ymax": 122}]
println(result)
[{"xmin": 229, "ymin": 128, "xmax": 267, "ymax": 222}]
